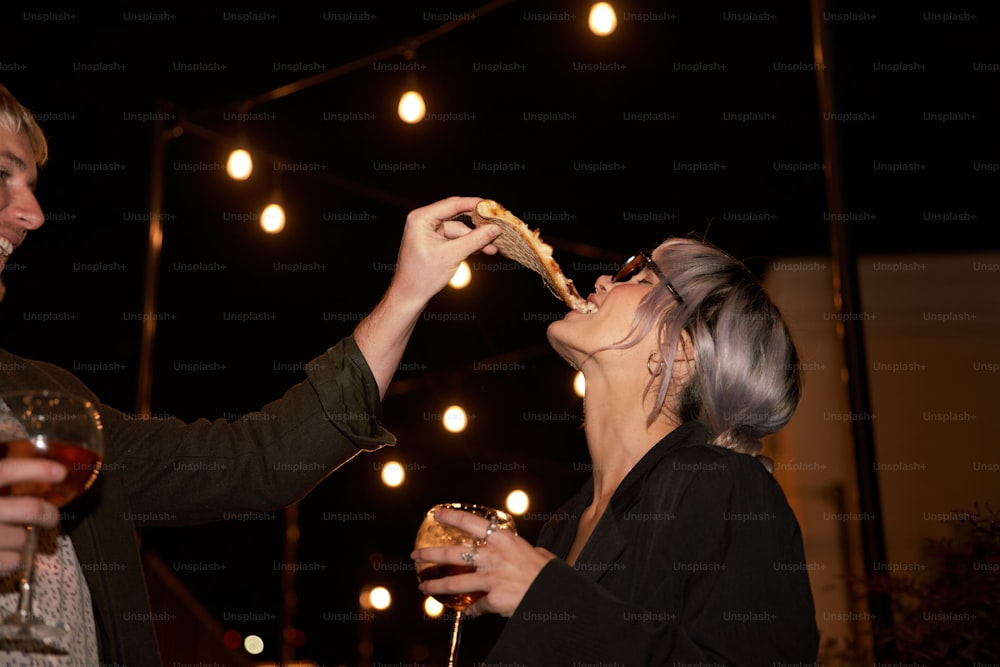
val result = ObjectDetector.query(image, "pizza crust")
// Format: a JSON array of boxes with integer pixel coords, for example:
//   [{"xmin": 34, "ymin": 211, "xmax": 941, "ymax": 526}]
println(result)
[{"xmin": 470, "ymin": 199, "xmax": 597, "ymax": 313}]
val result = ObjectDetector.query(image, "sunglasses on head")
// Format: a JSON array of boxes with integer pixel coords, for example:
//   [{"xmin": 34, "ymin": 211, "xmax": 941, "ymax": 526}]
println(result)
[{"xmin": 613, "ymin": 252, "xmax": 684, "ymax": 304}]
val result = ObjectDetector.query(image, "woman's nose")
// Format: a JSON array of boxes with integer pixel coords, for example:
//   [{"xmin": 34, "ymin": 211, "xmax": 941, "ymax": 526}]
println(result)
[{"xmin": 594, "ymin": 274, "xmax": 613, "ymax": 292}]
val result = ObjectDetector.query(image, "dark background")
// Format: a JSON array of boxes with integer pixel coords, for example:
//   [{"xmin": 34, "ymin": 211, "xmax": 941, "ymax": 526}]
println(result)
[{"xmin": 1, "ymin": 1, "xmax": 996, "ymax": 664}]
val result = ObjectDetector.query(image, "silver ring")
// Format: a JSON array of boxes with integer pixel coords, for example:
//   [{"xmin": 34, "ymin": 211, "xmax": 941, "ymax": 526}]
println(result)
[
  {"xmin": 460, "ymin": 548, "xmax": 479, "ymax": 566},
  {"xmin": 483, "ymin": 515, "xmax": 500, "ymax": 542}
]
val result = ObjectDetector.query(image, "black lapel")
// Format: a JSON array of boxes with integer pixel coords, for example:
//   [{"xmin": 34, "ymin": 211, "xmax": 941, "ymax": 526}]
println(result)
[{"xmin": 570, "ymin": 421, "xmax": 707, "ymax": 582}]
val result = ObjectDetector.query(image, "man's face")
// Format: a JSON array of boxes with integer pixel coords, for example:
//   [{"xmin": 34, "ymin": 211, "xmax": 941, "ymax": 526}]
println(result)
[{"xmin": 0, "ymin": 124, "xmax": 45, "ymax": 301}]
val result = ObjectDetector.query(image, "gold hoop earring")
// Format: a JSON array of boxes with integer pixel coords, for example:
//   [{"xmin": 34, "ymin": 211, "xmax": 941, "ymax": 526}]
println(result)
[{"xmin": 647, "ymin": 353, "xmax": 665, "ymax": 376}]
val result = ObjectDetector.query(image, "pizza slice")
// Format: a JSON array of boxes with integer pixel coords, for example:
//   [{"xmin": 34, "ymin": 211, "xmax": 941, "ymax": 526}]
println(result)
[{"xmin": 470, "ymin": 199, "xmax": 597, "ymax": 313}]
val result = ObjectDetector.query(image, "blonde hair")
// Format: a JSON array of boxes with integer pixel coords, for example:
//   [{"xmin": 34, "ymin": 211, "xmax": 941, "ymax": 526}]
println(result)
[{"xmin": 0, "ymin": 84, "xmax": 49, "ymax": 166}]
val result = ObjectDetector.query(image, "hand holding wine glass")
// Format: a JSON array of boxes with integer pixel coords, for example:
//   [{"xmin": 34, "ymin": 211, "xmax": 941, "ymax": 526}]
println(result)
[
  {"xmin": 0, "ymin": 460, "xmax": 65, "ymax": 573},
  {"xmin": 0, "ymin": 390, "xmax": 104, "ymax": 646},
  {"xmin": 413, "ymin": 503, "xmax": 515, "ymax": 667}
]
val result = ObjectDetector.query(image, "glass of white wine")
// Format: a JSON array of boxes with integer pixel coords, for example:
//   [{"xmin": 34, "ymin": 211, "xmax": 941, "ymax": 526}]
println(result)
[{"xmin": 415, "ymin": 503, "xmax": 515, "ymax": 667}]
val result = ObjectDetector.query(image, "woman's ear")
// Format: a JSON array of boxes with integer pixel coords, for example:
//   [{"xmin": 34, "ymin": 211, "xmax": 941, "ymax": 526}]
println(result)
[
  {"xmin": 666, "ymin": 329, "xmax": 696, "ymax": 388},
  {"xmin": 674, "ymin": 329, "xmax": 695, "ymax": 363}
]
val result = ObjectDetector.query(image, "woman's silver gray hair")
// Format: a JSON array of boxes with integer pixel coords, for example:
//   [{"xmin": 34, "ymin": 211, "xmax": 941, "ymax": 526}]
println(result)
[{"xmin": 602, "ymin": 237, "xmax": 801, "ymax": 472}]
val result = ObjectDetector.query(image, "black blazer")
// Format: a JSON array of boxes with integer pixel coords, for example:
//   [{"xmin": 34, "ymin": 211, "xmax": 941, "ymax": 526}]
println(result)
[{"xmin": 485, "ymin": 420, "xmax": 819, "ymax": 666}]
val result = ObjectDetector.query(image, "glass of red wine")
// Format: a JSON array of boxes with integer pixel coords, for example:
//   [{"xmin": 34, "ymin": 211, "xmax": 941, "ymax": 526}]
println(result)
[
  {"xmin": 0, "ymin": 390, "xmax": 104, "ymax": 646},
  {"xmin": 415, "ymin": 503, "xmax": 515, "ymax": 667}
]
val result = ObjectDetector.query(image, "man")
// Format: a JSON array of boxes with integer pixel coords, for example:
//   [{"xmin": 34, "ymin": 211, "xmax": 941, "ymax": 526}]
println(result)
[{"xmin": 0, "ymin": 83, "xmax": 501, "ymax": 664}]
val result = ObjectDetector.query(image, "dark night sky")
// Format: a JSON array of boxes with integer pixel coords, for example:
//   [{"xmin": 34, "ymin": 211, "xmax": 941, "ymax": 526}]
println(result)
[{"xmin": 1, "ymin": 1, "xmax": 997, "ymax": 663}]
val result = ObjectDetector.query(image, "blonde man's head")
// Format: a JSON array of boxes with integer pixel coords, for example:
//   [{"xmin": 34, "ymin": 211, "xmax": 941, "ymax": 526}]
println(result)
[{"xmin": 0, "ymin": 84, "xmax": 49, "ymax": 166}]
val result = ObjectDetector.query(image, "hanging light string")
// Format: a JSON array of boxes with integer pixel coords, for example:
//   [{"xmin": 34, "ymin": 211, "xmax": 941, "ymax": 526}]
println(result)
[{"xmin": 184, "ymin": 0, "xmax": 516, "ymax": 122}]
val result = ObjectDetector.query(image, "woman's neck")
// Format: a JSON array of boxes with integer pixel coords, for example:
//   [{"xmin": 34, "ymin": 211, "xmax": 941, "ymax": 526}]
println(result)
[{"xmin": 580, "ymin": 372, "xmax": 680, "ymax": 506}]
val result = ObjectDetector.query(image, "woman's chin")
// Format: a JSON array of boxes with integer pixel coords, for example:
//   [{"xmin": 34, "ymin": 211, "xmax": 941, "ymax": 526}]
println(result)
[
  {"xmin": 546, "ymin": 323, "xmax": 580, "ymax": 367},
  {"xmin": 545, "ymin": 318, "xmax": 566, "ymax": 345}
]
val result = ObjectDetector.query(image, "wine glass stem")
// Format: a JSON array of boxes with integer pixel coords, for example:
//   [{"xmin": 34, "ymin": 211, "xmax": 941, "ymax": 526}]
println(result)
[
  {"xmin": 447, "ymin": 609, "xmax": 464, "ymax": 667},
  {"xmin": 15, "ymin": 524, "xmax": 38, "ymax": 620}
]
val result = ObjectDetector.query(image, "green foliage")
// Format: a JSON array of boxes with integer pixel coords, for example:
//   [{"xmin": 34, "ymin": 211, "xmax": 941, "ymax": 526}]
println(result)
[{"xmin": 821, "ymin": 504, "xmax": 999, "ymax": 666}]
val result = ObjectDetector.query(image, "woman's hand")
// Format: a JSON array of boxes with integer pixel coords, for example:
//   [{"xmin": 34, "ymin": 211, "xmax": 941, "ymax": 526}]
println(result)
[{"xmin": 411, "ymin": 506, "xmax": 557, "ymax": 617}]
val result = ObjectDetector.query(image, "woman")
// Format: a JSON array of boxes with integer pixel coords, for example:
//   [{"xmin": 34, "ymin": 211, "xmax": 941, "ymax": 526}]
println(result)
[{"xmin": 412, "ymin": 237, "xmax": 819, "ymax": 665}]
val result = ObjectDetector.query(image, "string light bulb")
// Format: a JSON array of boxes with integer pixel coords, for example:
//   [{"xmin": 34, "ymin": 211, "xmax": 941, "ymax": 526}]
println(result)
[
  {"xmin": 380, "ymin": 460, "xmax": 405, "ymax": 487},
  {"xmin": 226, "ymin": 148, "xmax": 253, "ymax": 180},
  {"xmin": 588, "ymin": 2, "xmax": 618, "ymax": 36},
  {"xmin": 449, "ymin": 260, "xmax": 472, "ymax": 288},
  {"xmin": 398, "ymin": 50, "xmax": 427, "ymax": 123},
  {"xmin": 442, "ymin": 405, "xmax": 468, "ymax": 433},
  {"xmin": 424, "ymin": 596, "xmax": 444, "ymax": 618},
  {"xmin": 398, "ymin": 90, "xmax": 426, "ymax": 124},
  {"xmin": 260, "ymin": 203, "xmax": 285, "ymax": 234},
  {"xmin": 368, "ymin": 586, "xmax": 392, "ymax": 610},
  {"xmin": 506, "ymin": 490, "xmax": 529, "ymax": 515},
  {"xmin": 243, "ymin": 635, "xmax": 265, "ymax": 655}
]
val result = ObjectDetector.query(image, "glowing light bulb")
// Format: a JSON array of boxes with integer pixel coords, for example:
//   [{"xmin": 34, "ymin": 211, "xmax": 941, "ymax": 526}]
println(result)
[
  {"xmin": 424, "ymin": 596, "xmax": 444, "ymax": 617},
  {"xmin": 449, "ymin": 261, "xmax": 472, "ymax": 289},
  {"xmin": 261, "ymin": 203, "xmax": 285, "ymax": 233},
  {"xmin": 381, "ymin": 461, "xmax": 405, "ymax": 487},
  {"xmin": 506, "ymin": 490, "xmax": 529, "ymax": 515},
  {"xmin": 226, "ymin": 149, "xmax": 253, "ymax": 180},
  {"xmin": 574, "ymin": 371, "xmax": 586, "ymax": 397},
  {"xmin": 243, "ymin": 634, "xmax": 264, "ymax": 655},
  {"xmin": 398, "ymin": 90, "xmax": 427, "ymax": 123},
  {"xmin": 369, "ymin": 586, "xmax": 392, "ymax": 610},
  {"xmin": 589, "ymin": 2, "xmax": 618, "ymax": 36},
  {"xmin": 443, "ymin": 405, "xmax": 468, "ymax": 433}
]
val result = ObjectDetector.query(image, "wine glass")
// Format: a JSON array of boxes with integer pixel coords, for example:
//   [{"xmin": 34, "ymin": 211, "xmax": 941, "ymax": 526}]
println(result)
[
  {"xmin": 0, "ymin": 390, "xmax": 104, "ymax": 646},
  {"xmin": 415, "ymin": 503, "xmax": 516, "ymax": 667}
]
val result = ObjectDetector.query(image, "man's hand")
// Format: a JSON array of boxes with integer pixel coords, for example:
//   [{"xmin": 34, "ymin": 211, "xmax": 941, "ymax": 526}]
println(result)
[
  {"xmin": 354, "ymin": 196, "xmax": 501, "ymax": 397},
  {"xmin": 386, "ymin": 196, "xmax": 501, "ymax": 309},
  {"xmin": 0, "ymin": 459, "xmax": 65, "ymax": 572}
]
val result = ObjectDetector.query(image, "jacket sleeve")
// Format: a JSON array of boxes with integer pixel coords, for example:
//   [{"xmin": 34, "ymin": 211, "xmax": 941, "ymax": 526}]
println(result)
[
  {"xmin": 35, "ymin": 336, "xmax": 395, "ymax": 525},
  {"xmin": 484, "ymin": 454, "xmax": 819, "ymax": 666}
]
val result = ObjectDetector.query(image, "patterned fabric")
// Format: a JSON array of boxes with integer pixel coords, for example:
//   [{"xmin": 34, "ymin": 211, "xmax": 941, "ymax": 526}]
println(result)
[{"xmin": 0, "ymin": 400, "xmax": 99, "ymax": 664}]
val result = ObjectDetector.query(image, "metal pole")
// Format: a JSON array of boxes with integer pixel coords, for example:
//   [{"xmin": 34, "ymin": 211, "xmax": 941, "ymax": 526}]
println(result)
[
  {"xmin": 137, "ymin": 102, "xmax": 306, "ymax": 661},
  {"xmin": 281, "ymin": 503, "xmax": 301, "ymax": 664},
  {"xmin": 809, "ymin": 0, "xmax": 896, "ymax": 660},
  {"xmin": 136, "ymin": 100, "xmax": 170, "ymax": 417}
]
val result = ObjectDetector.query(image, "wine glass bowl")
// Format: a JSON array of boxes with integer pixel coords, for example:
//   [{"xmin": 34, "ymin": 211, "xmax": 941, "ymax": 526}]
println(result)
[
  {"xmin": 415, "ymin": 503, "xmax": 516, "ymax": 666},
  {"xmin": 0, "ymin": 390, "xmax": 104, "ymax": 646},
  {"xmin": 0, "ymin": 437, "xmax": 102, "ymax": 507}
]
